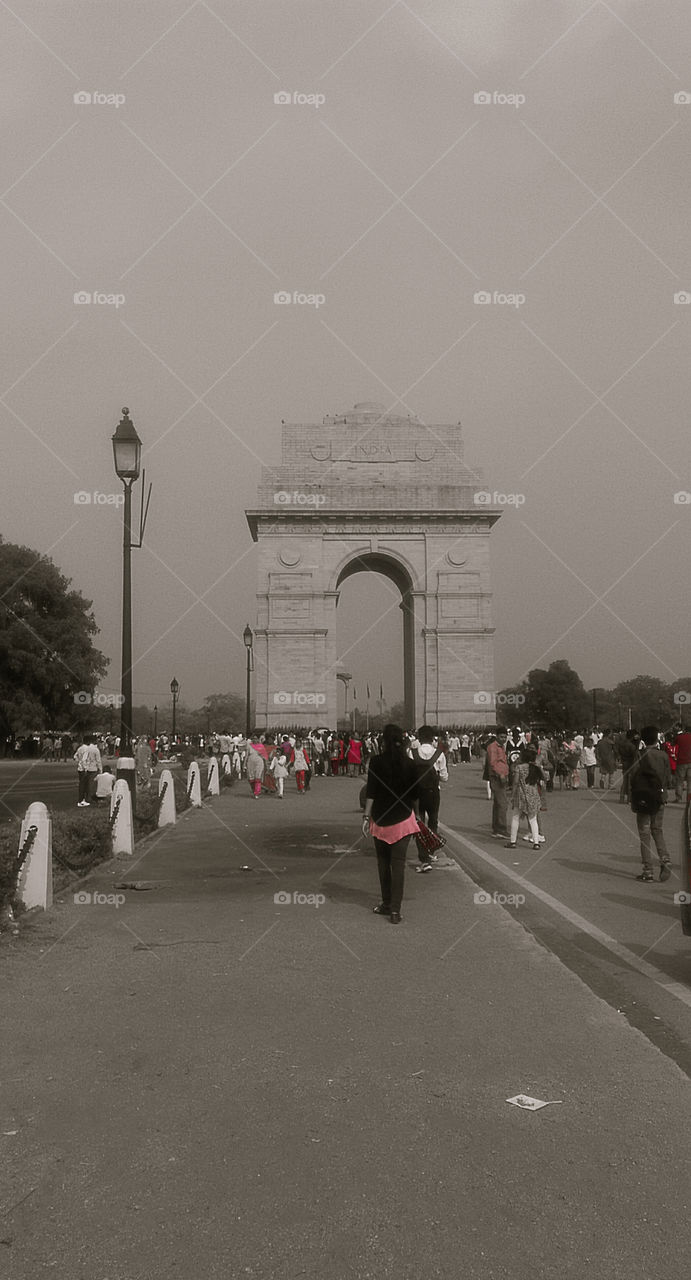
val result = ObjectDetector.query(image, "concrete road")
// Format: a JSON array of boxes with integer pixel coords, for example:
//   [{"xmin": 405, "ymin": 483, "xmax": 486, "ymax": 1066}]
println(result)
[
  {"xmin": 0, "ymin": 762, "xmax": 79, "ymax": 820},
  {"xmin": 1, "ymin": 771, "xmax": 691, "ymax": 1280}
]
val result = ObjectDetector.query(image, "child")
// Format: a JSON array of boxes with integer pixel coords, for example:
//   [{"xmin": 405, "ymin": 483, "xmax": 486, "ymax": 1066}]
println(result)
[
  {"xmin": 293, "ymin": 739, "xmax": 311, "ymax": 793},
  {"xmin": 505, "ymin": 747, "xmax": 544, "ymax": 850},
  {"xmin": 270, "ymin": 751, "xmax": 289, "ymax": 798}
]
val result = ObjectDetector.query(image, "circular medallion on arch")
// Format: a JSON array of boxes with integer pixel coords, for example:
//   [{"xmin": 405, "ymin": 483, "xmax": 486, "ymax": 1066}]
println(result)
[
  {"xmin": 415, "ymin": 442, "xmax": 435, "ymax": 462},
  {"xmin": 278, "ymin": 545, "xmax": 302, "ymax": 567},
  {"xmin": 446, "ymin": 544, "xmax": 468, "ymax": 566}
]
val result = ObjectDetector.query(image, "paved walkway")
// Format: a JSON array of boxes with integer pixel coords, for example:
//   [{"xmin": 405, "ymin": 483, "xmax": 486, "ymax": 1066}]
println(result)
[{"xmin": 2, "ymin": 772, "xmax": 691, "ymax": 1279}]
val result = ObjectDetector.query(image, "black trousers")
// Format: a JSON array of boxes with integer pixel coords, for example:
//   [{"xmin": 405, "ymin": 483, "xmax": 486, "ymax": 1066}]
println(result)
[{"xmin": 373, "ymin": 835, "xmax": 412, "ymax": 912}]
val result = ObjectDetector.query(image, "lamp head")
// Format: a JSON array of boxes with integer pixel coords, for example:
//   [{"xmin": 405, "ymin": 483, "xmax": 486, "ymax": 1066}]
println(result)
[{"xmin": 111, "ymin": 407, "xmax": 142, "ymax": 481}]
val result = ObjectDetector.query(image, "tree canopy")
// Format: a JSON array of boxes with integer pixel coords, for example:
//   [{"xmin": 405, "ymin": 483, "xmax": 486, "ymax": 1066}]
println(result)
[{"xmin": 0, "ymin": 537, "xmax": 108, "ymax": 735}]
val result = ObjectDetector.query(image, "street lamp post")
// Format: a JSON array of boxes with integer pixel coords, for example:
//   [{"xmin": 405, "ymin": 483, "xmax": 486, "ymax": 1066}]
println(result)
[
  {"xmin": 112, "ymin": 408, "xmax": 142, "ymax": 757},
  {"xmin": 153, "ymin": 704, "xmax": 158, "ymax": 738},
  {"xmin": 170, "ymin": 677, "xmax": 179, "ymax": 743},
  {"xmin": 243, "ymin": 625, "xmax": 253, "ymax": 739}
]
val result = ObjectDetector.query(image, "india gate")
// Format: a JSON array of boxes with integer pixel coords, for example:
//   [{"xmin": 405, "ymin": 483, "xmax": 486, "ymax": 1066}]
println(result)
[{"xmin": 245, "ymin": 402, "xmax": 502, "ymax": 730}]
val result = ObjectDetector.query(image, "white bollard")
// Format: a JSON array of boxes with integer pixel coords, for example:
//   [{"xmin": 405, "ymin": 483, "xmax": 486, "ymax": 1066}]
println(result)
[
  {"xmin": 17, "ymin": 802, "xmax": 52, "ymax": 910},
  {"xmin": 158, "ymin": 768, "xmax": 176, "ymax": 827},
  {"xmin": 111, "ymin": 778, "xmax": 134, "ymax": 856},
  {"xmin": 221, "ymin": 753, "xmax": 231, "ymax": 776},
  {"xmin": 207, "ymin": 756, "xmax": 220, "ymax": 796},
  {"xmin": 187, "ymin": 761, "xmax": 202, "ymax": 808}
]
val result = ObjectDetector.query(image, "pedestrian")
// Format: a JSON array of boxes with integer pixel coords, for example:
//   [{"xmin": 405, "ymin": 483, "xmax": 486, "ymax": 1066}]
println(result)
[
  {"xmin": 311, "ymin": 732, "xmax": 326, "ymax": 777},
  {"xmin": 581, "ymin": 736, "xmax": 597, "ymax": 788},
  {"xmin": 595, "ymin": 729, "xmax": 617, "ymax": 791},
  {"xmin": 270, "ymin": 750, "xmax": 289, "ymax": 798},
  {"xmin": 629, "ymin": 725, "xmax": 672, "ymax": 882},
  {"xmin": 486, "ymin": 729, "xmax": 510, "ymax": 838},
  {"xmin": 663, "ymin": 732, "xmax": 678, "ymax": 790},
  {"xmin": 74, "ymin": 734, "xmax": 102, "ymax": 806},
  {"xmin": 362, "ymin": 723, "xmax": 420, "ymax": 925},
  {"xmin": 674, "ymin": 722, "xmax": 691, "ymax": 804},
  {"xmin": 94, "ymin": 764, "xmax": 115, "ymax": 807},
  {"xmin": 246, "ymin": 734, "xmax": 268, "ymax": 799},
  {"xmin": 135, "ymin": 736, "xmax": 154, "ymax": 789},
  {"xmin": 411, "ymin": 725, "xmax": 448, "ymax": 871},
  {"xmin": 328, "ymin": 733, "xmax": 341, "ymax": 777},
  {"xmin": 616, "ymin": 729, "xmax": 640, "ymax": 804},
  {"xmin": 505, "ymin": 746, "xmax": 543, "ymax": 850},
  {"xmin": 563, "ymin": 736, "xmax": 581, "ymax": 789},
  {"xmin": 293, "ymin": 738, "xmax": 311, "ymax": 793},
  {"xmin": 346, "ymin": 733, "xmax": 362, "ymax": 778}
]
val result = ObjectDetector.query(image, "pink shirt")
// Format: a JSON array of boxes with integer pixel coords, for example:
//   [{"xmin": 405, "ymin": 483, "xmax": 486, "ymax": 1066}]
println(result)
[{"xmin": 369, "ymin": 813, "xmax": 420, "ymax": 844}]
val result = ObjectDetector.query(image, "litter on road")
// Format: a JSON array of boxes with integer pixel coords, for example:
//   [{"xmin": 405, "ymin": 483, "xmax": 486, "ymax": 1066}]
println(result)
[{"xmin": 506, "ymin": 1094, "xmax": 563, "ymax": 1111}]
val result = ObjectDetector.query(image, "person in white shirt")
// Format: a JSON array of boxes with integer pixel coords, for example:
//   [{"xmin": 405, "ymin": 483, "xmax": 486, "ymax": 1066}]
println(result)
[
  {"xmin": 74, "ymin": 735, "xmax": 102, "ymax": 806},
  {"xmin": 94, "ymin": 766, "xmax": 115, "ymax": 805},
  {"xmin": 581, "ymin": 737, "xmax": 597, "ymax": 789}
]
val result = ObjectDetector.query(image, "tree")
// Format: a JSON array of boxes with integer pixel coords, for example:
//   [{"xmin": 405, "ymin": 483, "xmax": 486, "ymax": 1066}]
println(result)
[
  {"xmin": 197, "ymin": 692, "xmax": 246, "ymax": 731},
  {"xmin": 0, "ymin": 537, "xmax": 108, "ymax": 736},
  {"xmin": 611, "ymin": 675, "xmax": 674, "ymax": 728},
  {"xmin": 499, "ymin": 659, "xmax": 589, "ymax": 729}
]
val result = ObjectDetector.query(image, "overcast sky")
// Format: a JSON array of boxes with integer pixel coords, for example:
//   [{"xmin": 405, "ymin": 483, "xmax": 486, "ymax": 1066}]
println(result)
[{"xmin": 1, "ymin": 0, "xmax": 690, "ymax": 717}]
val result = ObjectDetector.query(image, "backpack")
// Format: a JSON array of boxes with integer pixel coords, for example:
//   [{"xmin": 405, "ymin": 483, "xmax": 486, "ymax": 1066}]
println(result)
[{"xmin": 630, "ymin": 755, "xmax": 665, "ymax": 814}]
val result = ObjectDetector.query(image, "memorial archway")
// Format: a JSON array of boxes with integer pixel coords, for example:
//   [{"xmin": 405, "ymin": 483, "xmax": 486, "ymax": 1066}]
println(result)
[{"xmin": 246, "ymin": 402, "xmax": 502, "ymax": 730}]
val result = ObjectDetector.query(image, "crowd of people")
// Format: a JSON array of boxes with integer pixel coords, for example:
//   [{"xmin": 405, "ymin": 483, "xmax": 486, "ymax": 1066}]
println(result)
[{"xmin": 24, "ymin": 717, "xmax": 691, "ymax": 920}]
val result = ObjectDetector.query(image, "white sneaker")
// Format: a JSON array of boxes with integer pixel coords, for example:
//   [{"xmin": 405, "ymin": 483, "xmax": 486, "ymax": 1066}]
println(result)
[{"xmin": 522, "ymin": 834, "xmax": 545, "ymax": 843}]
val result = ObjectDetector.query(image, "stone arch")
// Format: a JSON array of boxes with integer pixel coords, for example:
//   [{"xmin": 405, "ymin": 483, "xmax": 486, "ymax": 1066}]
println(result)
[
  {"xmin": 245, "ymin": 403, "xmax": 502, "ymax": 730},
  {"xmin": 333, "ymin": 550, "xmax": 416, "ymax": 728}
]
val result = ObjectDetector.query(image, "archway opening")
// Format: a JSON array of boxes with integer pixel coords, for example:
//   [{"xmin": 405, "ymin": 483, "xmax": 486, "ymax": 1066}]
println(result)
[{"xmin": 335, "ymin": 554, "xmax": 415, "ymax": 730}]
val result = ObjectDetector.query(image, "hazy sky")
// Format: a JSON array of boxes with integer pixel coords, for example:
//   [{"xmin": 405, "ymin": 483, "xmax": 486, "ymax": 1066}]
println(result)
[{"xmin": 1, "ymin": 0, "xmax": 690, "ymax": 718}]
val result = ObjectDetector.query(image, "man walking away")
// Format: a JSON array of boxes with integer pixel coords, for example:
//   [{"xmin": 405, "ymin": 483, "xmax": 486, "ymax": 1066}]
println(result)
[
  {"xmin": 74, "ymin": 735, "xmax": 102, "ymax": 807},
  {"xmin": 412, "ymin": 726, "xmax": 448, "ymax": 871},
  {"xmin": 629, "ymin": 725, "xmax": 672, "ymax": 882},
  {"xmin": 486, "ymin": 730, "xmax": 510, "ymax": 838},
  {"xmin": 596, "ymin": 729, "xmax": 617, "ymax": 790}
]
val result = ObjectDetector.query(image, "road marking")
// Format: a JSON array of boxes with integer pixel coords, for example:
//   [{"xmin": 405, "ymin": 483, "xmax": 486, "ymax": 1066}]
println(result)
[{"xmin": 439, "ymin": 821, "xmax": 691, "ymax": 1012}]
